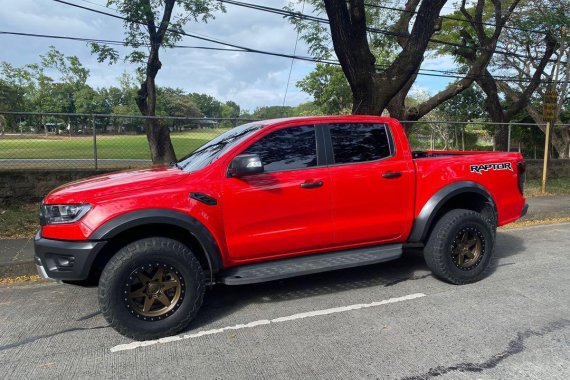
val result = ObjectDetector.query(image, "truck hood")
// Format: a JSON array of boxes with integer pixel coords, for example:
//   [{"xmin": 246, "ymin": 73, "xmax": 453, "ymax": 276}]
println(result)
[{"xmin": 44, "ymin": 166, "xmax": 188, "ymax": 204}]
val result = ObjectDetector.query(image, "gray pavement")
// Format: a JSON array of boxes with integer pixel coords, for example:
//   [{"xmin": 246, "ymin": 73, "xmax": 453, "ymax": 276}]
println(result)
[
  {"xmin": 1, "ymin": 195, "xmax": 569, "ymax": 277},
  {"xmin": 0, "ymin": 223, "xmax": 569, "ymax": 379},
  {"xmin": 524, "ymin": 195, "xmax": 570, "ymax": 220}
]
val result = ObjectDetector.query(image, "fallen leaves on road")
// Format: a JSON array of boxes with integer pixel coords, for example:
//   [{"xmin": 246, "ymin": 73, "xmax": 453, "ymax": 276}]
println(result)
[
  {"xmin": 500, "ymin": 217, "xmax": 570, "ymax": 230},
  {"xmin": 0, "ymin": 275, "xmax": 42, "ymax": 284}
]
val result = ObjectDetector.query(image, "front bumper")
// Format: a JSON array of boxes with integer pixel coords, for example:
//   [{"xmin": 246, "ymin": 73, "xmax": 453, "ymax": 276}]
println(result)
[{"xmin": 34, "ymin": 232, "xmax": 106, "ymax": 281}]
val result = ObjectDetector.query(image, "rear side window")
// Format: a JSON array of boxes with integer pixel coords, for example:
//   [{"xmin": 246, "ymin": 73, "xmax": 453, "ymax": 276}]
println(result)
[
  {"xmin": 328, "ymin": 123, "xmax": 391, "ymax": 164},
  {"xmin": 243, "ymin": 125, "xmax": 317, "ymax": 172}
]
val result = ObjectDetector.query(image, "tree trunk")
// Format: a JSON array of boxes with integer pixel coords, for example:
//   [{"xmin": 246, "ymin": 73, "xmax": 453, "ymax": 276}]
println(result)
[
  {"xmin": 134, "ymin": 0, "xmax": 177, "ymax": 165},
  {"xmin": 136, "ymin": 48, "xmax": 176, "ymax": 165},
  {"xmin": 322, "ymin": 0, "xmax": 446, "ymax": 117}
]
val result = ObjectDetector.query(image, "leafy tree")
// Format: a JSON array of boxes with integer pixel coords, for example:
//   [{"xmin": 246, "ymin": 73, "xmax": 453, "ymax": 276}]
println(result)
[
  {"xmin": 292, "ymin": 101, "xmax": 322, "ymax": 116},
  {"xmin": 188, "ymin": 93, "xmax": 223, "ymax": 118},
  {"xmin": 0, "ymin": 79, "xmax": 26, "ymax": 131},
  {"xmin": 289, "ymin": 0, "xmax": 528, "ymax": 135},
  {"xmin": 41, "ymin": 46, "xmax": 89, "ymax": 91},
  {"xmin": 434, "ymin": 0, "xmax": 557, "ymax": 151},
  {"xmin": 296, "ymin": 64, "xmax": 351, "ymax": 114},
  {"xmin": 495, "ymin": 0, "xmax": 570, "ymax": 157},
  {"xmin": 91, "ymin": 0, "xmax": 225, "ymax": 164},
  {"xmin": 252, "ymin": 106, "xmax": 295, "ymax": 119},
  {"xmin": 437, "ymin": 86, "xmax": 486, "ymax": 122},
  {"xmin": 292, "ymin": 0, "xmax": 446, "ymax": 116}
]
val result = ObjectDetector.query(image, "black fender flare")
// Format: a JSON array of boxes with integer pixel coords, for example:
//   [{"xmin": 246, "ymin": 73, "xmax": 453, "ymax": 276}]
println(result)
[
  {"xmin": 408, "ymin": 181, "xmax": 496, "ymax": 243},
  {"xmin": 90, "ymin": 209, "xmax": 223, "ymax": 274}
]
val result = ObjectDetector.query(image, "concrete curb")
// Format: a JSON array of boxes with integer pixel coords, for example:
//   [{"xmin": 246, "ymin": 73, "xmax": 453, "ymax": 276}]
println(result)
[{"xmin": 0, "ymin": 261, "xmax": 37, "ymax": 278}]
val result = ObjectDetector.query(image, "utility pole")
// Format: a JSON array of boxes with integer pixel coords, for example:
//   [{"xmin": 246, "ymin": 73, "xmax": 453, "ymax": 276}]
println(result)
[{"xmin": 541, "ymin": 27, "xmax": 566, "ymax": 193}]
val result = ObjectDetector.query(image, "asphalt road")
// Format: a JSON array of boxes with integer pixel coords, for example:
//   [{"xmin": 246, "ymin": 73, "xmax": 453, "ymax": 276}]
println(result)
[{"xmin": 1, "ymin": 223, "xmax": 569, "ymax": 379}]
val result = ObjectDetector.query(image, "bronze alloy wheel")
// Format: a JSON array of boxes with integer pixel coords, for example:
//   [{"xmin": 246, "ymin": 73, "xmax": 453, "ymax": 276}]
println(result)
[
  {"xmin": 123, "ymin": 262, "xmax": 185, "ymax": 321},
  {"xmin": 451, "ymin": 227, "xmax": 485, "ymax": 270}
]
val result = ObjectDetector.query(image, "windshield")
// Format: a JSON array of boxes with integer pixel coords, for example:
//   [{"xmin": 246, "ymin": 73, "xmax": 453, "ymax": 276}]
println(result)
[{"xmin": 176, "ymin": 123, "xmax": 262, "ymax": 172}]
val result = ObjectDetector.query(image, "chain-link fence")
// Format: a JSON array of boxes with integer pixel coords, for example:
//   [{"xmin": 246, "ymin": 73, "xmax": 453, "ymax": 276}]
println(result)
[
  {"xmin": 0, "ymin": 112, "xmax": 568, "ymax": 172},
  {"xmin": 404, "ymin": 120, "xmax": 570, "ymax": 160},
  {"xmin": 0, "ymin": 112, "xmax": 257, "ymax": 169}
]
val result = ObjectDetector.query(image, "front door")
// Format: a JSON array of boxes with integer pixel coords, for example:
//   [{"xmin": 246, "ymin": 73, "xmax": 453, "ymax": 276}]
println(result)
[{"xmin": 223, "ymin": 125, "xmax": 333, "ymax": 262}]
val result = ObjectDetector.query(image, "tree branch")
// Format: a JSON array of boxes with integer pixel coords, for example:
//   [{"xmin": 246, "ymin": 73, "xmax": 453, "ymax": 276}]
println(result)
[{"xmin": 505, "ymin": 34, "xmax": 556, "ymax": 119}]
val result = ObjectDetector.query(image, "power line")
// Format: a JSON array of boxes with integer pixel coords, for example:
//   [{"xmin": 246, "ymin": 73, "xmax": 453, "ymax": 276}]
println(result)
[
  {"xmin": 2, "ymin": 29, "xmax": 560, "ymax": 85},
  {"xmin": 0, "ymin": 31, "xmax": 246, "ymax": 52},
  {"xmin": 363, "ymin": 2, "xmax": 550, "ymax": 36},
  {"xmin": 283, "ymin": 0, "xmax": 305, "ymax": 107},
  {"xmin": 216, "ymin": 0, "xmax": 560, "ymax": 63},
  {"xmin": 31, "ymin": 1, "xmax": 562, "ymax": 84}
]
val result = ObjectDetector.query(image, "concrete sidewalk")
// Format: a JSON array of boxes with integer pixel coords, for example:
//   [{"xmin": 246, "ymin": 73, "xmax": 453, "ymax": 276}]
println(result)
[{"xmin": 1, "ymin": 195, "xmax": 569, "ymax": 278}]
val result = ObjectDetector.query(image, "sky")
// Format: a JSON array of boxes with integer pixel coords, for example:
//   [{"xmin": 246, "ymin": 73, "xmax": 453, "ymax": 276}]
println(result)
[{"xmin": 0, "ymin": 0, "xmax": 454, "ymax": 112}]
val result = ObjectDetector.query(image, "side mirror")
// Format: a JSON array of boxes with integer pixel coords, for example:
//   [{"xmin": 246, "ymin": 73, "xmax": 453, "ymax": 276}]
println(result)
[{"xmin": 228, "ymin": 154, "xmax": 264, "ymax": 177}]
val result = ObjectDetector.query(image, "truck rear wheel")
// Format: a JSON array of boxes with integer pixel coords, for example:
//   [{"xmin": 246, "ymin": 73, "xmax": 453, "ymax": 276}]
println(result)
[
  {"xmin": 98, "ymin": 237, "xmax": 205, "ymax": 340},
  {"xmin": 424, "ymin": 209, "xmax": 495, "ymax": 285}
]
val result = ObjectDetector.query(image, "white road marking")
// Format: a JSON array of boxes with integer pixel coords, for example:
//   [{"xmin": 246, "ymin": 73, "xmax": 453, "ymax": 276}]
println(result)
[{"xmin": 110, "ymin": 292, "xmax": 426, "ymax": 353}]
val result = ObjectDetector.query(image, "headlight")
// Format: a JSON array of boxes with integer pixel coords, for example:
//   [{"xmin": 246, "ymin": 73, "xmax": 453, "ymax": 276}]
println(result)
[{"xmin": 40, "ymin": 204, "xmax": 91, "ymax": 225}]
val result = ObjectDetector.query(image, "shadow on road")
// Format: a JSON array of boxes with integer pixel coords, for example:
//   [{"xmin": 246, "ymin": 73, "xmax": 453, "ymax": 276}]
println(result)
[
  {"xmin": 189, "ymin": 251, "xmax": 430, "ymax": 330},
  {"xmin": 67, "ymin": 230, "xmax": 526, "ymax": 336},
  {"xmin": 189, "ymin": 230, "xmax": 525, "ymax": 331}
]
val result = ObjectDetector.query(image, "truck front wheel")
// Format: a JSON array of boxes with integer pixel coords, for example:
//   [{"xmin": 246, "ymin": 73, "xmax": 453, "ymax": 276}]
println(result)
[
  {"xmin": 98, "ymin": 237, "xmax": 205, "ymax": 340},
  {"xmin": 424, "ymin": 209, "xmax": 495, "ymax": 285}
]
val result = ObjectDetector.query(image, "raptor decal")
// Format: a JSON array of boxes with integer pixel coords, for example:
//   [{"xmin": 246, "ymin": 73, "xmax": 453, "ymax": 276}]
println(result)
[{"xmin": 470, "ymin": 162, "xmax": 513, "ymax": 174}]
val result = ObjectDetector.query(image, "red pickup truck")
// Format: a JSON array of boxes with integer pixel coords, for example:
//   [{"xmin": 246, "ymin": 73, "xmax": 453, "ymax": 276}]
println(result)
[{"xmin": 35, "ymin": 115, "xmax": 527, "ymax": 340}]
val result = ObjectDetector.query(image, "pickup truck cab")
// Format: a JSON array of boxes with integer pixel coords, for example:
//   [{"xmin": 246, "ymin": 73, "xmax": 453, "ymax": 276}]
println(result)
[{"xmin": 35, "ymin": 115, "xmax": 527, "ymax": 340}]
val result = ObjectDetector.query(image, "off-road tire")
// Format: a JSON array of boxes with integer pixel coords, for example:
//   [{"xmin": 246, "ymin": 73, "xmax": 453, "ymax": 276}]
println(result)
[
  {"xmin": 424, "ymin": 209, "xmax": 495, "ymax": 285},
  {"xmin": 98, "ymin": 237, "xmax": 205, "ymax": 340}
]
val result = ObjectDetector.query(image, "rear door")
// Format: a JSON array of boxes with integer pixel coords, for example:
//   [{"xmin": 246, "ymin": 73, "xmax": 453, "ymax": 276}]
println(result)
[
  {"xmin": 326, "ymin": 122, "xmax": 415, "ymax": 247},
  {"xmin": 222, "ymin": 124, "xmax": 333, "ymax": 262}
]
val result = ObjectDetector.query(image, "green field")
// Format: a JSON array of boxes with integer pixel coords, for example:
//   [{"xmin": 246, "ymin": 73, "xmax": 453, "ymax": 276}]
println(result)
[{"xmin": 0, "ymin": 129, "xmax": 228, "ymax": 160}]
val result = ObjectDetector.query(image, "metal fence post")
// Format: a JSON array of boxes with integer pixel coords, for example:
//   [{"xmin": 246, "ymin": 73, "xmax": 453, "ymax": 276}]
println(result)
[
  {"xmin": 541, "ymin": 122, "xmax": 551, "ymax": 193},
  {"xmin": 507, "ymin": 123, "xmax": 511, "ymax": 152},
  {"xmin": 92, "ymin": 115, "xmax": 98, "ymax": 171}
]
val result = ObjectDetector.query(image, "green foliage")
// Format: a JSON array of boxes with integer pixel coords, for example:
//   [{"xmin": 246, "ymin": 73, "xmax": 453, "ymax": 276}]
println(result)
[
  {"xmin": 436, "ymin": 86, "xmax": 487, "ymax": 121},
  {"xmin": 251, "ymin": 106, "xmax": 296, "ymax": 119},
  {"xmin": 297, "ymin": 64, "xmax": 352, "ymax": 114},
  {"xmin": 158, "ymin": 88, "xmax": 202, "ymax": 117},
  {"xmin": 188, "ymin": 93, "xmax": 223, "ymax": 117},
  {"xmin": 40, "ymin": 46, "xmax": 90, "ymax": 89},
  {"xmin": 285, "ymin": 0, "xmax": 399, "ymax": 62},
  {"xmin": 293, "ymin": 101, "xmax": 322, "ymax": 116},
  {"xmin": 285, "ymin": 0, "xmax": 401, "ymax": 116},
  {"xmin": 91, "ymin": 0, "xmax": 225, "ymax": 67}
]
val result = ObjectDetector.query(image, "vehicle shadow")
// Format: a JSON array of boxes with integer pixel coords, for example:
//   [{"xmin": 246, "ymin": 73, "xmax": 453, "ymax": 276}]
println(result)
[
  {"xmin": 187, "ymin": 231, "xmax": 525, "ymax": 332},
  {"xmin": 485, "ymin": 230, "xmax": 526, "ymax": 276},
  {"xmin": 188, "ymin": 250, "xmax": 430, "ymax": 331}
]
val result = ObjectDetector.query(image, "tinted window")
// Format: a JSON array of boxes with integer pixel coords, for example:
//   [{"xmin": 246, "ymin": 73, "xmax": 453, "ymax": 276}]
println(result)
[
  {"xmin": 243, "ymin": 125, "xmax": 317, "ymax": 172},
  {"xmin": 329, "ymin": 123, "xmax": 391, "ymax": 164}
]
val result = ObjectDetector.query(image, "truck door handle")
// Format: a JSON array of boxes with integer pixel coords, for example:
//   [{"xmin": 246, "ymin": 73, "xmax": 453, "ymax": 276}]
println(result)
[
  {"xmin": 382, "ymin": 172, "xmax": 402, "ymax": 179},
  {"xmin": 300, "ymin": 181, "xmax": 324, "ymax": 189}
]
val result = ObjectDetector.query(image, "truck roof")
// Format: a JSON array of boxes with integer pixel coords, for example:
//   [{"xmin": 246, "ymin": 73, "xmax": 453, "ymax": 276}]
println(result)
[{"xmin": 255, "ymin": 115, "xmax": 396, "ymax": 127}]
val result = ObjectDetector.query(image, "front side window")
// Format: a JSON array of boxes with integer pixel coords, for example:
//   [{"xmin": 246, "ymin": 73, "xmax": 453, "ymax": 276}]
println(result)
[
  {"xmin": 329, "ymin": 123, "xmax": 391, "ymax": 164},
  {"xmin": 177, "ymin": 123, "xmax": 262, "ymax": 172},
  {"xmin": 242, "ymin": 125, "xmax": 317, "ymax": 172}
]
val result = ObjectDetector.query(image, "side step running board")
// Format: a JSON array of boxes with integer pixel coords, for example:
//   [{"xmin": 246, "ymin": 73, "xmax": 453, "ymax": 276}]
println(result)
[{"xmin": 219, "ymin": 244, "xmax": 402, "ymax": 285}]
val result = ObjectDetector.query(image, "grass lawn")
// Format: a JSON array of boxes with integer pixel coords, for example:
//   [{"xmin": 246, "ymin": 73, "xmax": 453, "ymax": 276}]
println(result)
[
  {"xmin": 0, "ymin": 129, "xmax": 228, "ymax": 160},
  {"xmin": 525, "ymin": 177, "xmax": 570, "ymax": 196},
  {"xmin": 0, "ymin": 202, "xmax": 40, "ymax": 239}
]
